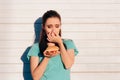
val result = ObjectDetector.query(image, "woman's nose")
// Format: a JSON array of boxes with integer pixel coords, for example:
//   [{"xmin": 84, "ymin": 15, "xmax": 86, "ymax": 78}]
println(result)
[
  {"xmin": 51, "ymin": 29, "xmax": 54, "ymax": 32},
  {"xmin": 52, "ymin": 28, "xmax": 55, "ymax": 32}
]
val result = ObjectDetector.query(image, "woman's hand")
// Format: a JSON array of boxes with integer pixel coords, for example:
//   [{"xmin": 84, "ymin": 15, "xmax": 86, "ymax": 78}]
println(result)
[
  {"xmin": 47, "ymin": 31, "xmax": 62, "ymax": 44},
  {"xmin": 43, "ymin": 50, "xmax": 60, "ymax": 58}
]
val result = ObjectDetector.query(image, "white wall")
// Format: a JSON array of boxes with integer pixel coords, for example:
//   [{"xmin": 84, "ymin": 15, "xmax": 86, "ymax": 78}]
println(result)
[{"xmin": 0, "ymin": 0, "xmax": 120, "ymax": 80}]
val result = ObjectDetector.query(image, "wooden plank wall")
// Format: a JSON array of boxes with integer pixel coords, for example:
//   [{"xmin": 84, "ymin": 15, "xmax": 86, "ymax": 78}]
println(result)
[{"xmin": 0, "ymin": 0, "xmax": 120, "ymax": 80}]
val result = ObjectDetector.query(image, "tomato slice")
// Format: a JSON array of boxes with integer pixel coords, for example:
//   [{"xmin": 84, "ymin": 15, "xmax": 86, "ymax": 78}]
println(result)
[{"xmin": 50, "ymin": 51, "xmax": 55, "ymax": 53}]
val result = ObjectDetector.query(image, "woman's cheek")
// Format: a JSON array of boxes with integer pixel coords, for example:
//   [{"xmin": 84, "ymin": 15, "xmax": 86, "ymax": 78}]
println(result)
[
  {"xmin": 46, "ymin": 30, "xmax": 51, "ymax": 34},
  {"xmin": 46, "ymin": 28, "xmax": 52, "ymax": 33}
]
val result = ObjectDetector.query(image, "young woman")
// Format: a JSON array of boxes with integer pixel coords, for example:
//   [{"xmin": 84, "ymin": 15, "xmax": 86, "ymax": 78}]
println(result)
[{"xmin": 27, "ymin": 10, "xmax": 79, "ymax": 80}]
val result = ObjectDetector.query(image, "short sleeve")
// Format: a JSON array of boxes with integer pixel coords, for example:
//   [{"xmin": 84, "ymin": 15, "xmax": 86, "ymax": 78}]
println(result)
[
  {"xmin": 27, "ymin": 43, "xmax": 40, "ymax": 60},
  {"xmin": 63, "ymin": 39, "xmax": 79, "ymax": 56}
]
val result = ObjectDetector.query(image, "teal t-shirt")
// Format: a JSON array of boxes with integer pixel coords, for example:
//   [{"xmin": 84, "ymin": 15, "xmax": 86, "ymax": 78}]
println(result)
[{"xmin": 27, "ymin": 39, "xmax": 79, "ymax": 80}]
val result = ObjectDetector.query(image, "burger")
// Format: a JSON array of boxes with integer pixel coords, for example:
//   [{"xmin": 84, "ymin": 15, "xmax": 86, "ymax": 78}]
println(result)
[{"xmin": 46, "ymin": 43, "xmax": 59, "ymax": 53}]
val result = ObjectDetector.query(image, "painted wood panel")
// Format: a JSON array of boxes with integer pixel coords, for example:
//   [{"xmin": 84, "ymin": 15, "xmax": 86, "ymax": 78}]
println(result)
[{"xmin": 0, "ymin": 0, "xmax": 120, "ymax": 80}]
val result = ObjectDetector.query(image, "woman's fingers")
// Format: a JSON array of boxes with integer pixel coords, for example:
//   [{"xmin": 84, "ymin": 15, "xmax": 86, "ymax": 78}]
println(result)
[
  {"xmin": 48, "ymin": 32, "xmax": 60, "ymax": 42},
  {"xmin": 47, "ymin": 32, "xmax": 56, "ymax": 42},
  {"xmin": 44, "ymin": 51, "xmax": 51, "ymax": 58},
  {"xmin": 53, "ymin": 31, "xmax": 58, "ymax": 36}
]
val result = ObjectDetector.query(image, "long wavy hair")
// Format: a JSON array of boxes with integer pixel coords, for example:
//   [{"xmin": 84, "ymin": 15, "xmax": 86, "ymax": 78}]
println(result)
[{"xmin": 39, "ymin": 10, "xmax": 62, "ymax": 54}]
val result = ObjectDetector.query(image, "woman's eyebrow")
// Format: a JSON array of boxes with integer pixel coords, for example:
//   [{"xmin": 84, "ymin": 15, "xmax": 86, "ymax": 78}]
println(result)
[
  {"xmin": 46, "ymin": 24, "xmax": 52, "ymax": 26},
  {"xmin": 56, "ymin": 23, "xmax": 59, "ymax": 25}
]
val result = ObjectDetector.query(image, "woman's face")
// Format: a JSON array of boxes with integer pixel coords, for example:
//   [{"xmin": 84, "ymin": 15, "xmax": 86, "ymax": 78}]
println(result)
[{"xmin": 44, "ymin": 17, "xmax": 61, "ymax": 35}]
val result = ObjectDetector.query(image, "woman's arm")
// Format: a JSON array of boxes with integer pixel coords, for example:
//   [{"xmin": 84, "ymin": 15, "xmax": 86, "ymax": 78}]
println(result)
[
  {"xmin": 30, "ymin": 56, "xmax": 50, "ymax": 80},
  {"xmin": 58, "ymin": 41, "xmax": 75, "ymax": 69}
]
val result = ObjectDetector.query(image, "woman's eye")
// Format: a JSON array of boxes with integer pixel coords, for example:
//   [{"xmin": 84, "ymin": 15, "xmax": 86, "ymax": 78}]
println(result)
[
  {"xmin": 47, "ymin": 25, "xmax": 52, "ymax": 28},
  {"xmin": 56, "ymin": 25, "xmax": 60, "ymax": 28}
]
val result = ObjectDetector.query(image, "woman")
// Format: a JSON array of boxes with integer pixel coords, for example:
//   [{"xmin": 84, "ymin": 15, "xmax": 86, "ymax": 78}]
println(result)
[{"xmin": 27, "ymin": 10, "xmax": 79, "ymax": 80}]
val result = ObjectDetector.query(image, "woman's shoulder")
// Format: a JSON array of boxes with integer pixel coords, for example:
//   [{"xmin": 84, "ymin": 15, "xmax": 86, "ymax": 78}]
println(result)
[
  {"xmin": 27, "ymin": 42, "xmax": 40, "ymax": 60},
  {"xmin": 30, "ymin": 42, "xmax": 39, "ymax": 53},
  {"xmin": 32, "ymin": 42, "xmax": 39, "ymax": 47},
  {"xmin": 62, "ymin": 38, "xmax": 74, "ymax": 47},
  {"xmin": 62, "ymin": 38, "xmax": 79, "ymax": 56},
  {"xmin": 62, "ymin": 38, "xmax": 73, "ymax": 44}
]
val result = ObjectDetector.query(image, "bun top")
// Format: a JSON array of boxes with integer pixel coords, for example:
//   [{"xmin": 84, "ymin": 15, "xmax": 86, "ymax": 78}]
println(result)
[{"xmin": 46, "ymin": 43, "xmax": 59, "ymax": 51}]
